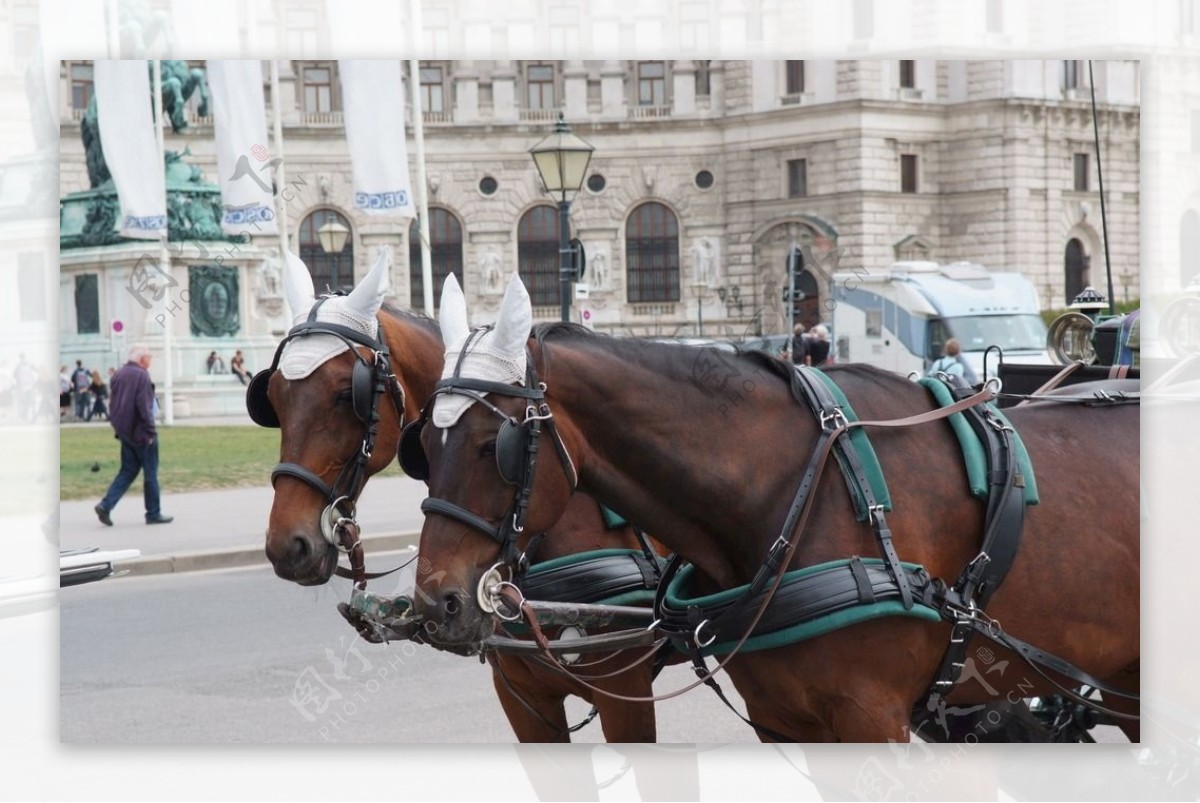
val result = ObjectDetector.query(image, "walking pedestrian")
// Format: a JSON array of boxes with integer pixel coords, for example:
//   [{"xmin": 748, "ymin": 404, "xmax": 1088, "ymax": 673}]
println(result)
[{"xmin": 94, "ymin": 344, "xmax": 173, "ymax": 526}]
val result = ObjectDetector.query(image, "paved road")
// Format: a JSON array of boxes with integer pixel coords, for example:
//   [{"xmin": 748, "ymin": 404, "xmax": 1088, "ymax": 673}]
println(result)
[{"xmin": 60, "ymin": 563, "xmax": 760, "ymax": 744}]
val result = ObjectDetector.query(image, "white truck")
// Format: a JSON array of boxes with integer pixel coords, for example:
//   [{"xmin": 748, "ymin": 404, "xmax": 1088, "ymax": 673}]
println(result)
[{"xmin": 830, "ymin": 261, "xmax": 1052, "ymax": 379}]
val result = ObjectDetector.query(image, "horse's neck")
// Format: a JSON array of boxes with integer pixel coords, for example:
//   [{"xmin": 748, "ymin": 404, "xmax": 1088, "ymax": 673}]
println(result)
[{"xmin": 544, "ymin": 339, "xmax": 807, "ymax": 586}]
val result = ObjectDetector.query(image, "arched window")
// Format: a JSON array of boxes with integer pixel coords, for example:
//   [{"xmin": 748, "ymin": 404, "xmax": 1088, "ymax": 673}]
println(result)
[
  {"xmin": 410, "ymin": 208, "xmax": 463, "ymax": 309},
  {"xmin": 517, "ymin": 206, "xmax": 560, "ymax": 307},
  {"xmin": 1181, "ymin": 209, "xmax": 1200, "ymax": 287},
  {"xmin": 1064, "ymin": 238, "xmax": 1089, "ymax": 303},
  {"xmin": 298, "ymin": 209, "xmax": 354, "ymax": 294},
  {"xmin": 626, "ymin": 202, "xmax": 680, "ymax": 303}
]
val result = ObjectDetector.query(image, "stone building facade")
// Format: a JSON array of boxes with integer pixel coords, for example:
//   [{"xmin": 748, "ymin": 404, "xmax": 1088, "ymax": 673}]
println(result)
[{"xmin": 58, "ymin": 58, "xmax": 1141, "ymax": 392}]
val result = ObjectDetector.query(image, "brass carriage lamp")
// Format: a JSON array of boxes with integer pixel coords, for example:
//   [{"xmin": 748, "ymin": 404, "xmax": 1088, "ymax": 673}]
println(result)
[
  {"xmin": 317, "ymin": 218, "xmax": 350, "ymax": 255},
  {"xmin": 529, "ymin": 113, "xmax": 595, "ymax": 323}
]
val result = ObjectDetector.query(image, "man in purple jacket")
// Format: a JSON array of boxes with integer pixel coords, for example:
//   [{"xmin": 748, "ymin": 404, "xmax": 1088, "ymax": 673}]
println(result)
[{"xmin": 95, "ymin": 344, "xmax": 173, "ymax": 525}]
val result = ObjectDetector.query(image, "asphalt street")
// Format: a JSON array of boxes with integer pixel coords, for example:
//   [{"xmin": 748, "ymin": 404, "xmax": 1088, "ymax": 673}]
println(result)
[{"xmin": 59, "ymin": 562, "xmax": 760, "ymax": 744}]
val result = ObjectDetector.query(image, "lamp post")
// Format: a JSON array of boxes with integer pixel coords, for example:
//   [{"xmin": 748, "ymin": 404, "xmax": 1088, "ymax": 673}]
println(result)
[
  {"xmin": 693, "ymin": 279, "xmax": 708, "ymax": 336},
  {"xmin": 529, "ymin": 113, "xmax": 595, "ymax": 323},
  {"xmin": 317, "ymin": 217, "xmax": 350, "ymax": 290}
]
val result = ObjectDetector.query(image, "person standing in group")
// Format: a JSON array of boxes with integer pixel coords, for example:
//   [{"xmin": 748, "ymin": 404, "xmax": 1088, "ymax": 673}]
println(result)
[
  {"xmin": 788, "ymin": 323, "xmax": 810, "ymax": 366},
  {"xmin": 87, "ymin": 369, "xmax": 108, "ymax": 422},
  {"xmin": 13, "ymin": 354, "xmax": 37, "ymax": 422},
  {"xmin": 809, "ymin": 324, "xmax": 833, "ymax": 367},
  {"xmin": 58, "ymin": 365, "xmax": 71, "ymax": 420},
  {"xmin": 71, "ymin": 360, "xmax": 91, "ymax": 420},
  {"xmin": 94, "ymin": 344, "xmax": 173, "ymax": 526}
]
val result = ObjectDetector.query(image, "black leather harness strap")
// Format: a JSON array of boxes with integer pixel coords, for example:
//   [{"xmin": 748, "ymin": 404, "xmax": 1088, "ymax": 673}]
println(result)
[{"xmin": 793, "ymin": 366, "xmax": 914, "ymax": 611}]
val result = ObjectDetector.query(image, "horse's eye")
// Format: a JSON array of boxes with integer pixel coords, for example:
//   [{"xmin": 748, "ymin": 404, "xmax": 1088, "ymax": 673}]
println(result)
[
  {"xmin": 480, "ymin": 441, "xmax": 497, "ymax": 458},
  {"xmin": 333, "ymin": 388, "xmax": 353, "ymax": 405}
]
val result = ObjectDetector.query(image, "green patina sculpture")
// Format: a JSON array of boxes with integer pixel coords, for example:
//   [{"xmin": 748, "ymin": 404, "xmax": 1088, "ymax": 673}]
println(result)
[
  {"xmin": 189, "ymin": 264, "xmax": 240, "ymax": 337},
  {"xmin": 62, "ymin": 61, "xmax": 228, "ymax": 250}
]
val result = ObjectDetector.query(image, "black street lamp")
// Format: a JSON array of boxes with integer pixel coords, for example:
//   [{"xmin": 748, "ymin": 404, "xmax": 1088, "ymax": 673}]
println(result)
[{"xmin": 529, "ymin": 113, "xmax": 595, "ymax": 323}]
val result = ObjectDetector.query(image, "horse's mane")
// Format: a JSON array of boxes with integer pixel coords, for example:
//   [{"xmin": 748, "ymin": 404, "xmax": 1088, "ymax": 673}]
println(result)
[
  {"xmin": 532, "ymin": 320, "xmax": 897, "ymax": 394},
  {"xmin": 380, "ymin": 301, "xmax": 440, "ymax": 336}
]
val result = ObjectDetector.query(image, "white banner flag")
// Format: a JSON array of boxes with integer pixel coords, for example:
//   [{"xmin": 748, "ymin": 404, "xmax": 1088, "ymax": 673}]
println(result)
[
  {"xmin": 339, "ymin": 60, "xmax": 416, "ymax": 217},
  {"xmin": 93, "ymin": 60, "xmax": 166, "ymax": 240},
  {"xmin": 207, "ymin": 59, "xmax": 279, "ymax": 237}
]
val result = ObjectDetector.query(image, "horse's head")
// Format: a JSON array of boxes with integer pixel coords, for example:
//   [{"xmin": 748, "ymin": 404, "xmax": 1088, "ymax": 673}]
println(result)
[
  {"xmin": 404, "ymin": 274, "xmax": 576, "ymax": 652},
  {"xmin": 253, "ymin": 248, "xmax": 404, "ymax": 585}
]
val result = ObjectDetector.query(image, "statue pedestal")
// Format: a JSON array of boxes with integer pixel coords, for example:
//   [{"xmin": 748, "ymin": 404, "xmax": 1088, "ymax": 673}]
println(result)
[{"xmin": 59, "ymin": 240, "xmax": 289, "ymax": 419}]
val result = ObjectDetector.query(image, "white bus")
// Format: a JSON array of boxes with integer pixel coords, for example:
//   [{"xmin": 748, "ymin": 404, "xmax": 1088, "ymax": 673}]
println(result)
[{"xmin": 830, "ymin": 261, "xmax": 1052, "ymax": 379}]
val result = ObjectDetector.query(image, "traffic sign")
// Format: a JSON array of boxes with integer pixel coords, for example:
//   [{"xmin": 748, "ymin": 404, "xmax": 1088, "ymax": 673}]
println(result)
[{"xmin": 579, "ymin": 306, "xmax": 595, "ymax": 331}]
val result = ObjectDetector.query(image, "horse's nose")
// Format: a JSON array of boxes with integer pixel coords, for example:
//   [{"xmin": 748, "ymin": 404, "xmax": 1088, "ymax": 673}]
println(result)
[
  {"xmin": 266, "ymin": 530, "xmax": 313, "ymax": 578},
  {"xmin": 421, "ymin": 587, "xmax": 469, "ymax": 628}
]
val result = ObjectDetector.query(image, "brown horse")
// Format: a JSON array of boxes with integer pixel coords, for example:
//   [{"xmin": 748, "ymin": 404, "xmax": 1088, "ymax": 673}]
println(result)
[
  {"xmin": 258, "ymin": 252, "xmax": 658, "ymax": 742},
  {"xmin": 410, "ymin": 277, "xmax": 1139, "ymax": 742}
]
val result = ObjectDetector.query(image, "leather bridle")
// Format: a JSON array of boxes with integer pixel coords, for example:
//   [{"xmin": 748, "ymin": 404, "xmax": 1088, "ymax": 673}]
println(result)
[{"xmin": 406, "ymin": 327, "xmax": 578, "ymax": 613}]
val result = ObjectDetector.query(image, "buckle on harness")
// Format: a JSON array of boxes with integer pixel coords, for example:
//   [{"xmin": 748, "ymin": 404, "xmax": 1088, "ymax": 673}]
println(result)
[
  {"xmin": 694, "ymin": 619, "xmax": 717, "ymax": 649},
  {"xmin": 965, "ymin": 551, "xmax": 991, "ymax": 581},
  {"xmin": 820, "ymin": 408, "xmax": 848, "ymax": 432}
]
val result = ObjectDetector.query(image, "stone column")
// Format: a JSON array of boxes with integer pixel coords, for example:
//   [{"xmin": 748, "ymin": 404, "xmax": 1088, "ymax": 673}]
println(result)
[
  {"xmin": 672, "ymin": 60, "xmax": 696, "ymax": 115},
  {"xmin": 709, "ymin": 61, "xmax": 725, "ymax": 114},
  {"xmin": 600, "ymin": 60, "xmax": 627, "ymax": 119},
  {"xmin": 563, "ymin": 60, "xmax": 589, "ymax": 119},
  {"xmin": 278, "ymin": 59, "xmax": 300, "ymax": 123},
  {"xmin": 492, "ymin": 60, "xmax": 518, "ymax": 122},
  {"xmin": 453, "ymin": 60, "xmax": 479, "ymax": 124}
]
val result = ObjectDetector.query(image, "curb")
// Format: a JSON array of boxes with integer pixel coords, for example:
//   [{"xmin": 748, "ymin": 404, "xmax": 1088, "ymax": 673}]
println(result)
[{"xmin": 123, "ymin": 531, "xmax": 422, "ymax": 577}]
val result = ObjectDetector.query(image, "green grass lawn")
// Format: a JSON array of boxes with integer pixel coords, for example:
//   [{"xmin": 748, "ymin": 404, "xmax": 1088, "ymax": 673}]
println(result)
[{"xmin": 60, "ymin": 425, "xmax": 288, "ymax": 501}]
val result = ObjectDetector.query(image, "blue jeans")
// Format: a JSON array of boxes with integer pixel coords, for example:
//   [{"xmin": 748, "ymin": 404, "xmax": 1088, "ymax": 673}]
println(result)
[{"xmin": 99, "ymin": 437, "xmax": 161, "ymax": 520}]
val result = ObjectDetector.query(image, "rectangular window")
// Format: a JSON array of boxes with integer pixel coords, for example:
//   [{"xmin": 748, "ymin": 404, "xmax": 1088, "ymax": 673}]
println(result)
[
  {"xmin": 788, "ymin": 159, "xmax": 808, "ymax": 198},
  {"xmin": 12, "ymin": 3, "xmax": 37, "ymax": 61},
  {"xmin": 986, "ymin": 0, "xmax": 1004, "ymax": 32},
  {"xmin": 303, "ymin": 66, "xmax": 333, "ymax": 113},
  {"xmin": 637, "ymin": 61, "xmax": 666, "ymax": 106},
  {"xmin": 695, "ymin": 60, "xmax": 711, "ymax": 96},
  {"xmin": 75, "ymin": 274, "xmax": 100, "ymax": 335},
  {"xmin": 71, "ymin": 63, "xmax": 94, "ymax": 110},
  {"xmin": 785, "ymin": 61, "xmax": 805, "ymax": 95},
  {"xmin": 1074, "ymin": 153, "xmax": 1089, "ymax": 191},
  {"xmin": 899, "ymin": 60, "xmax": 915, "ymax": 89},
  {"xmin": 1062, "ymin": 60, "xmax": 1080, "ymax": 90},
  {"xmin": 286, "ymin": 9, "xmax": 318, "ymax": 55},
  {"xmin": 17, "ymin": 252, "xmax": 45, "ymax": 322},
  {"xmin": 853, "ymin": 0, "xmax": 874, "ymax": 39},
  {"xmin": 526, "ymin": 64, "xmax": 556, "ymax": 110},
  {"xmin": 901, "ymin": 154, "xmax": 919, "ymax": 193},
  {"xmin": 420, "ymin": 65, "xmax": 444, "ymax": 113}
]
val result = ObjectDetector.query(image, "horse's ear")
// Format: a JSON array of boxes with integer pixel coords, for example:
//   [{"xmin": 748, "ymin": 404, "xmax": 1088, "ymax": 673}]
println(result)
[
  {"xmin": 346, "ymin": 246, "xmax": 390, "ymax": 319},
  {"xmin": 492, "ymin": 273, "xmax": 532, "ymax": 360},
  {"xmin": 283, "ymin": 250, "xmax": 316, "ymax": 322},
  {"xmin": 439, "ymin": 273, "xmax": 469, "ymax": 349}
]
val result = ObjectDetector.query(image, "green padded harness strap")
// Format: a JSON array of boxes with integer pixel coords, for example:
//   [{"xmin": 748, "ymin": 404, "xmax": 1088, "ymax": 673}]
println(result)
[
  {"xmin": 811, "ymin": 369, "xmax": 893, "ymax": 521},
  {"xmin": 663, "ymin": 558, "xmax": 940, "ymax": 656},
  {"xmin": 918, "ymin": 378, "xmax": 1039, "ymax": 505}
]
